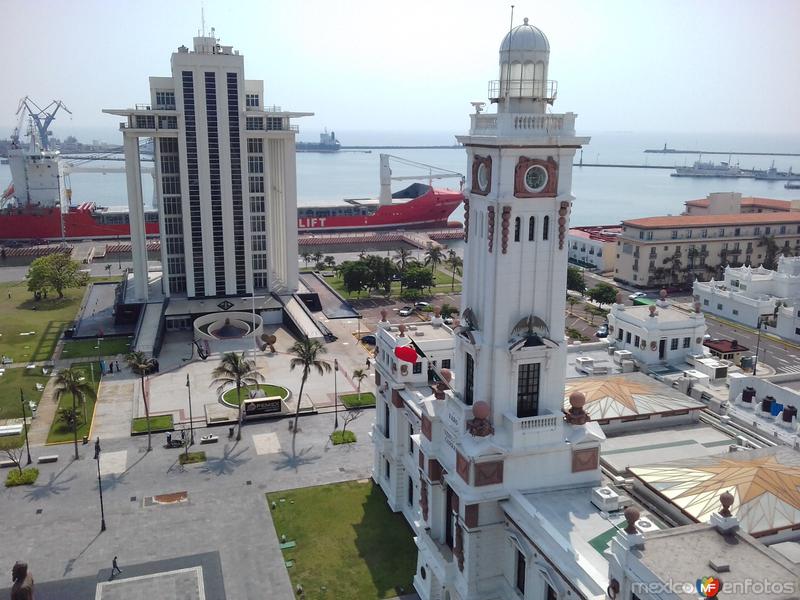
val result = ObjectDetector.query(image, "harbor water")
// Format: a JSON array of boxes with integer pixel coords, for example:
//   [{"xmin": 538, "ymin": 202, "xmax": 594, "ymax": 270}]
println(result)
[{"xmin": 1, "ymin": 131, "xmax": 798, "ymax": 228}]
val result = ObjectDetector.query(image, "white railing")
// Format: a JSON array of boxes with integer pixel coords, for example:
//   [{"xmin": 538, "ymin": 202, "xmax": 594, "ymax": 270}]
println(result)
[
  {"xmin": 470, "ymin": 112, "xmax": 575, "ymax": 137},
  {"xmin": 518, "ymin": 414, "xmax": 559, "ymax": 430}
]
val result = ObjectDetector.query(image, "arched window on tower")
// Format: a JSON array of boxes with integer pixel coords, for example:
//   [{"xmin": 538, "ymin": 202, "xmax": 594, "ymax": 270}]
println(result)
[
  {"xmin": 543, "ymin": 215, "xmax": 549, "ymax": 241},
  {"xmin": 528, "ymin": 216, "xmax": 535, "ymax": 241},
  {"xmin": 514, "ymin": 217, "xmax": 521, "ymax": 242}
]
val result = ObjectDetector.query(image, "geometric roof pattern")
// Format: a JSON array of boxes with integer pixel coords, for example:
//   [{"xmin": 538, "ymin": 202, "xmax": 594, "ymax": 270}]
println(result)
[
  {"xmin": 630, "ymin": 447, "xmax": 800, "ymax": 537},
  {"xmin": 563, "ymin": 373, "xmax": 703, "ymax": 420}
]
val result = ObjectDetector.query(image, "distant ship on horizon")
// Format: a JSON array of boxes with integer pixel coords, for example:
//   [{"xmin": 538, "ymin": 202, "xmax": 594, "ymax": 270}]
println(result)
[{"xmin": 296, "ymin": 129, "xmax": 340, "ymax": 153}]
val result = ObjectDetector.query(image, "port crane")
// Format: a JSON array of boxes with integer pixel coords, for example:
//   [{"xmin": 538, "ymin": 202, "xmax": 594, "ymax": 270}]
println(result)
[
  {"xmin": 14, "ymin": 96, "xmax": 72, "ymax": 151},
  {"xmin": 379, "ymin": 153, "xmax": 464, "ymax": 205}
]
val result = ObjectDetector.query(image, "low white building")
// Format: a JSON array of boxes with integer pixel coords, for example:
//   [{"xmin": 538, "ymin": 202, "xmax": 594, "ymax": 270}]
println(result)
[
  {"xmin": 372, "ymin": 314, "xmax": 455, "ymax": 524},
  {"xmin": 693, "ymin": 256, "xmax": 800, "ymax": 342},
  {"xmin": 567, "ymin": 225, "xmax": 622, "ymax": 272},
  {"xmin": 607, "ymin": 292, "xmax": 707, "ymax": 366}
]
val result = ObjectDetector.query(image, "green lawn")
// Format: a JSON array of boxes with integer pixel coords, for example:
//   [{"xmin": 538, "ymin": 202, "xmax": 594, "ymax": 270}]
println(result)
[
  {"xmin": 222, "ymin": 384, "xmax": 290, "ymax": 406},
  {"xmin": 131, "ymin": 414, "xmax": 174, "ymax": 434},
  {"xmin": 0, "ymin": 281, "xmax": 85, "ymax": 363},
  {"xmin": 331, "ymin": 430, "xmax": 357, "ymax": 444},
  {"xmin": 340, "ymin": 392, "xmax": 376, "ymax": 408},
  {"xmin": 0, "ymin": 367, "xmax": 49, "ymax": 421},
  {"xmin": 60, "ymin": 336, "xmax": 133, "ymax": 359},
  {"xmin": 46, "ymin": 362, "xmax": 101, "ymax": 444},
  {"xmin": 179, "ymin": 451, "xmax": 206, "ymax": 465},
  {"xmin": 268, "ymin": 481, "xmax": 417, "ymax": 599}
]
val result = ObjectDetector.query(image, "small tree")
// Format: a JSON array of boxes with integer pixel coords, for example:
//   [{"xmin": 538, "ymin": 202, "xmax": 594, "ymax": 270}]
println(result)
[
  {"xmin": 312, "ymin": 251, "xmax": 324, "ymax": 265},
  {"xmin": 324, "ymin": 256, "xmax": 336, "ymax": 269},
  {"xmin": 289, "ymin": 338, "xmax": 331, "ymax": 436},
  {"xmin": 588, "ymin": 283, "xmax": 618, "ymax": 307},
  {"xmin": 340, "ymin": 406, "xmax": 363, "ymax": 440},
  {"xmin": 424, "ymin": 246, "xmax": 445, "ymax": 278},
  {"xmin": 567, "ymin": 295, "xmax": 579, "ymax": 315},
  {"xmin": 351, "ymin": 368, "xmax": 368, "ymax": 404},
  {"xmin": 401, "ymin": 263, "xmax": 434, "ymax": 293},
  {"xmin": 341, "ymin": 262, "xmax": 371, "ymax": 297},
  {"xmin": 26, "ymin": 253, "xmax": 88, "ymax": 299},
  {"xmin": 54, "ymin": 367, "xmax": 96, "ymax": 460},
  {"xmin": 126, "ymin": 351, "xmax": 157, "ymax": 451},
  {"xmin": 210, "ymin": 352, "xmax": 264, "ymax": 441},
  {"xmin": 4, "ymin": 446, "xmax": 25, "ymax": 475},
  {"xmin": 445, "ymin": 250, "xmax": 463, "ymax": 291},
  {"xmin": 567, "ymin": 266, "xmax": 586, "ymax": 294},
  {"xmin": 300, "ymin": 251, "xmax": 312, "ymax": 268},
  {"xmin": 439, "ymin": 303, "xmax": 458, "ymax": 318}
]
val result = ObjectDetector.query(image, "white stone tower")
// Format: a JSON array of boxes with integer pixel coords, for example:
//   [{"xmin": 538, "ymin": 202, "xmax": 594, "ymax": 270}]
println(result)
[
  {"xmin": 413, "ymin": 19, "xmax": 603, "ymax": 600},
  {"xmin": 105, "ymin": 33, "xmax": 310, "ymax": 301}
]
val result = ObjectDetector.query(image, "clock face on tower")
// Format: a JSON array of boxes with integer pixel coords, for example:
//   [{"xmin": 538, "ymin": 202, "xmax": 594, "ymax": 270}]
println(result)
[
  {"xmin": 514, "ymin": 157, "xmax": 558, "ymax": 198},
  {"xmin": 524, "ymin": 165, "xmax": 548, "ymax": 193}
]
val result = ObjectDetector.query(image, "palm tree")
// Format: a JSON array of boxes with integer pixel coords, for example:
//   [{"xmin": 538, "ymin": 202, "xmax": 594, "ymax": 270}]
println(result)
[
  {"xmin": 445, "ymin": 250, "xmax": 463, "ymax": 291},
  {"xmin": 300, "ymin": 251, "xmax": 312, "ymax": 268},
  {"xmin": 289, "ymin": 338, "xmax": 331, "ymax": 435},
  {"xmin": 351, "ymin": 368, "xmax": 368, "ymax": 405},
  {"xmin": 54, "ymin": 367, "xmax": 96, "ymax": 460},
  {"xmin": 324, "ymin": 256, "xmax": 336, "ymax": 269},
  {"xmin": 210, "ymin": 352, "xmax": 264, "ymax": 441},
  {"xmin": 424, "ymin": 246, "xmax": 445, "ymax": 279},
  {"xmin": 394, "ymin": 248, "xmax": 413, "ymax": 271},
  {"xmin": 758, "ymin": 234, "xmax": 779, "ymax": 270},
  {"xmin": 126, "ymin": 351, "xmax": 157, "ymax": 451},
  {"xmin": 312, "ymin": 251, "xmax": 324, "ymax": 266}
]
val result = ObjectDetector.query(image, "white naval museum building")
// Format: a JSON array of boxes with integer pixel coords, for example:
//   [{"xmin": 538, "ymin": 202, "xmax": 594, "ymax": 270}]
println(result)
[{"xmin": 105, "ymin": 32, "xmax": 316, "ymax": 349}]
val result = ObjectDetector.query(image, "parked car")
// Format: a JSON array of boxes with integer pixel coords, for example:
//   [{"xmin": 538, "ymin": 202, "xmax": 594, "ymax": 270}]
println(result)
[
  {"xmin": 414, "ymin": 301, "xmax": 430, "ymax": 309},
  {"xmin": 595, "ymin": 324, "xmax": 609, "ymax": 338},
  {"xmin": 398, "ymin": 306, "xmax": 414, "ymax": 317},
  {"xmin": 320, "ymin": 271, "xmax": 335, "ymax": 278},
  {"xmin": 628, "ymin": 292, "xmax": 647, "ymax": 300},
  {"xmin": 443, "ymin": 317, "xmax": 454, "ymax": 325},
  {"xmin": 361, "ymin": 334, "xmax": 377, "ymax": 345}
]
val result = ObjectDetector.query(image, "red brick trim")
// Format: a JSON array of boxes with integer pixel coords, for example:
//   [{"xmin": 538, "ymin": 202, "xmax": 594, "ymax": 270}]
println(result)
[
  {"xmin": 572, "ymin": 447, "xmax": 599, "ymax": 472},
  {"xmin": 421, "ymin": 415, "xmax": 432, "ymax": 441},
  {"xmin": 456, "ymin": 451, "xmax": 470, "ymax": 484},
  {"xmin": 428, "ymin": 459, "xmax": 443, "ymax": 483},
  {"xmin": 391, "ymin": 389, "xmax": 403, "ymax": 408},
  {"xmin": 474, "ymin": 460, "xmax": 503, "ymax": 486},
  {"xmin": 465, "ymin": 504, "xmax": 479, "ymax": 528}
]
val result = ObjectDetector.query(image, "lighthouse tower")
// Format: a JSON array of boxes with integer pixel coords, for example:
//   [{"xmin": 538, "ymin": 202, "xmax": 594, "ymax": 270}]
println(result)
[{"xmin": 412, "ymin": 19, "xmax": 603, "ymax": 600}]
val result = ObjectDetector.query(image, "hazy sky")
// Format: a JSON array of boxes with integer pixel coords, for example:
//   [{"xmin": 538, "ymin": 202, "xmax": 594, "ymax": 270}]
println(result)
[{"xmin": 3, "ymin": 0, "xmax": 799, "ymax": 141}]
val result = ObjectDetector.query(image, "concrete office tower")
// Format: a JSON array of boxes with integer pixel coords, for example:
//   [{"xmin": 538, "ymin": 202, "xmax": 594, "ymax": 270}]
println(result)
[{"xmin": 106, "ymin": 33, "xmax": 310, "ymax": 301}]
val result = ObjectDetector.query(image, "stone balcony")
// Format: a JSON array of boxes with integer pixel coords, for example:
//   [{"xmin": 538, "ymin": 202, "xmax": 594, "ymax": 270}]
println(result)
[
  {"xmin": 469, "ymin": 111, "xmax": 576, "ymax": 138},
  {"xmin": 502, "ymin": 411, "xmax": 562, "ymax": 450}
]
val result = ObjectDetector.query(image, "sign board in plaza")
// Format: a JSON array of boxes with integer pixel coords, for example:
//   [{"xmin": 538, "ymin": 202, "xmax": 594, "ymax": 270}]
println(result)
[{"xmin": 244, "ymin": 396, "xmax": 283, "ymax": 418}]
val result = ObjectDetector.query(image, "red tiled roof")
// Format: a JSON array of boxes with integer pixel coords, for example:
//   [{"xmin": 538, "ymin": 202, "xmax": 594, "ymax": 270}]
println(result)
[
  {"xmin": 704, "ymin": 339, "xmax": 750, "ymax": 353},
  {"xmin": 623, "ymin": 212, "xmax": 800, "ymax": 229}
]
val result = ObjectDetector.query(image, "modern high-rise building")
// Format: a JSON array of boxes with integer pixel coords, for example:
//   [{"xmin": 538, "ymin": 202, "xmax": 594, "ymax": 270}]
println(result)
[{"xmin": 105, "ymin": 33, "xmax": 310, "ymax": 302}]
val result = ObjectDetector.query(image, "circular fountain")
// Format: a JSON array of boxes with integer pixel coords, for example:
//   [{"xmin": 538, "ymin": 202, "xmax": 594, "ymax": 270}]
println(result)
[{"xmin": 193, "ymin": 311, "xmax": 264, "ymax": 341}]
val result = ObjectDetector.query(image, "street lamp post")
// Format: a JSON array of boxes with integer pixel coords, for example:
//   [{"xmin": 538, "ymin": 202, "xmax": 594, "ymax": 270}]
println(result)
[
  {"xmin": 19, "ymin": 388, "xmax": 32, "ymax": 465},
  {"xmin": 186, "ymin": 373, "xmax": 194, "ymax": 445},
  {"xmin": 94, "ymin": 437, "xmax": 107, "ymax": 532},
  {"xmin": 753, "ymin": 318, "xmax": 766, "ymax": 376},
  {"xmin": 334, "ymin": 359, "xmax": 339, "ymax": 430}
]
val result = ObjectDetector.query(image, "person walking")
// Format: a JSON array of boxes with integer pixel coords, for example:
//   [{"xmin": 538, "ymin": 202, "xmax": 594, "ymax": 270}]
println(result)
[
  {"xmin": 365, "ymin": 357, "xmax": 371, "ymax": 370},
  {"xmin": 111, "ymin": 556, "xmax": 122, "ymax": 577}
]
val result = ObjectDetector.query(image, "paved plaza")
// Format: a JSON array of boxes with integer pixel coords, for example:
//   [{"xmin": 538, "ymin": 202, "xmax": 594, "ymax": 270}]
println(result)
[{"xmin": 0, "ymin": 412, "xmax": 375, "ymax": 599}]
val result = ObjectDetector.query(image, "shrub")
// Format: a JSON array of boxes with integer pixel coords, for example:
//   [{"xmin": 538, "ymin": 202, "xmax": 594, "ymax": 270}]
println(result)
[
  {"xmin": 178, "ymin": 451, "xmax": 206, "ymax": 465},
  {"xmin": 6, "ymin": 467, "xmax": 39, "ymax": 487},
  {"xmin": 331, "ymin": 430, "xmax": 356, "ymax": 445},
  {"xmin": 399, "ymin": 289, "xmax": 423, "ymax": 301}
]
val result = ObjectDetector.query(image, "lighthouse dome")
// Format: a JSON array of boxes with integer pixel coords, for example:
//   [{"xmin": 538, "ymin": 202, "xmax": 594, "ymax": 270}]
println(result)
[{"xmin": 499, "ymin": 17, "xmax": 550, "ymax": 63}]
